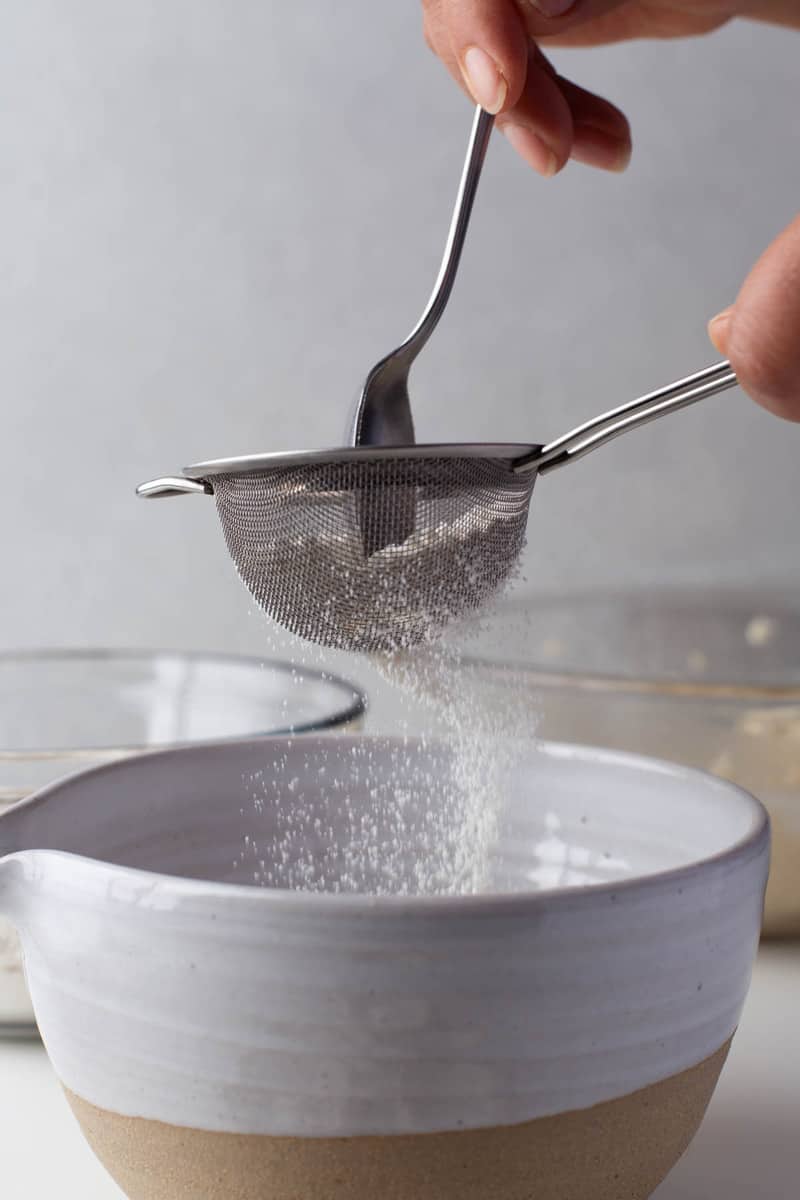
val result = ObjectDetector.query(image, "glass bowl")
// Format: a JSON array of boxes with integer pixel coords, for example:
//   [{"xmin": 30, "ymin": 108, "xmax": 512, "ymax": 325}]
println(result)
[
  {"xmin": 465, "ymin": 589, "xmax": 800, "ymax": 938},
  {"xmin": 0, "ymin": 649, "xmax": 365, "ymax": 1034}
]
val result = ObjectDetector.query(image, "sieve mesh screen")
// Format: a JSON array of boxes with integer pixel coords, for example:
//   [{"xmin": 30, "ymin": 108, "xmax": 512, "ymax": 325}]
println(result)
[{"xmin": 211, "ymin": 456, "xmax": 535, "ymax": 653}]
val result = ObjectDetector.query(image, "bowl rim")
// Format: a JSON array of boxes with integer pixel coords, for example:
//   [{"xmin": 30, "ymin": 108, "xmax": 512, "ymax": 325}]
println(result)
[
  {"xmin": 0, "ymin": 647, "xmax": 366, "ymax": 759},
  {"xmin": 1, "ymin": 734, "xmax": 770, "ymax": 917},
  {"xmin": 464, "ymin": 586, "xmax": 800, "ymax": 701},
  {"xmin": 461, "ymin": 658, "xmax": 800, "ymax": 703}
]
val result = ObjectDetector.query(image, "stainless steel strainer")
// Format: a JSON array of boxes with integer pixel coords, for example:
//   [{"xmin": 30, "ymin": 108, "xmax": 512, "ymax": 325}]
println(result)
[{"xmin": 139, "ymin": 109, "xmax": 739, "ymax": 654}]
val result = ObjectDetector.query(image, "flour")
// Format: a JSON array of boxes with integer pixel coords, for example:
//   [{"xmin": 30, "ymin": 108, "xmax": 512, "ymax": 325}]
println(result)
[
  {"xmin": 368, "ymin": 634, "xmax": 535, "ymax": 895},
  {"xmin": 237, "ymin": 584, "xmax": 538, "ymax": 897}
]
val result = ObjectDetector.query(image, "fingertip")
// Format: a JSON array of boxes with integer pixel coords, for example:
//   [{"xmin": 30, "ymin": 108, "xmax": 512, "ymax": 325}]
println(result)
[
  {"xmin": 501, "ymin": 122, "xmax": 560, "ymax": 177},
  {"xmin": 460, "ymin": 46, "xmax": 509, "ymax": 115},
  {"xmin": 571, "ymin": 124, "xmax": 631, "ymax": 173},
  {"xmin": 557, "ymin": 76, "xmax": 631, "ymax": 174},
  {"xmin": 444, "ymin": 0, "xmax": 529, "ymax": 111},
  {"xmin": 708, "ymin": 307, "xmax": 733, "ymax": 356}
]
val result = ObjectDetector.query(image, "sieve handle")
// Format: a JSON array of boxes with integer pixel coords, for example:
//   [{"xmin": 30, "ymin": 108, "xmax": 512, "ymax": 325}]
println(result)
[
  {"xmin": 136, "ymin": 477, "xmax": 213, "ymax": 499},
  {"xmin": 517, "ymin": 361, "xmax": 738, "ymax": 475}
]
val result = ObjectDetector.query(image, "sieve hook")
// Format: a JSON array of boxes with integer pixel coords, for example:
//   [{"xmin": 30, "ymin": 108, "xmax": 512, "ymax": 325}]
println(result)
[
  {"xmin": 136, "ymin": 477, "xmax": 213, "ymax": 499},
  {"xmin": 516, "ymin": 360, "xmax": 738, "ymax": 475}
]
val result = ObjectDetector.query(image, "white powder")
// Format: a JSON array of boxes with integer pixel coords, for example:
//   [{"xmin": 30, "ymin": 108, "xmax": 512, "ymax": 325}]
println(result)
[
  {"xmin": 367, "ymin": 636, "xmax": 536, "ymax": 894},
  {"xmin": 238, "ymin": 583, "xmax": 539, "ymax": 897}
]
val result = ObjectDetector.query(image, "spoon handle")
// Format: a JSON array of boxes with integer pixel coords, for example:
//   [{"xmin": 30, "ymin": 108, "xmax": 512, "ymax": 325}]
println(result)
[
  {"xmin": 400, "ymin": 106, "xmax": 495, "ymax": 363},
  {"xmin": 352, "ymin": 107, "xmax": 494, "ymax": 448}
]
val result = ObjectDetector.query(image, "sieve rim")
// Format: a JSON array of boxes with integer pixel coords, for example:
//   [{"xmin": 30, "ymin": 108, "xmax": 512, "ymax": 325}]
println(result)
[{"xmin": 185, "ymin": 442, "xmax": 544, "ymax": 480}]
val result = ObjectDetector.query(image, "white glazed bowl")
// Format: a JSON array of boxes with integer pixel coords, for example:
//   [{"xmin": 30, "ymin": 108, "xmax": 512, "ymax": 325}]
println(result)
[{"xmin": 0, "ymin": 736, "xmax": 769, "ymax": 1200}]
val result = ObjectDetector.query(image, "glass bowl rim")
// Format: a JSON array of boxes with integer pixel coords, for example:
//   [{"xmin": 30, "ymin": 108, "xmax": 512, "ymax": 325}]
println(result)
[
  {"xmin": 466, "ymin": 585, "xmax": 800, "ymax": 702},
  {"xmin": 0, "ymin": 646, "xmax": 366, "ymax": 760},
  {"xmin": 462, "ymin": 657, "xmax": 800, "ymax": 703}
]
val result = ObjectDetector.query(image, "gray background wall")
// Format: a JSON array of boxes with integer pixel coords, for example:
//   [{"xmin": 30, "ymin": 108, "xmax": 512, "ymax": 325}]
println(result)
[{"xmin": 2, "ymin": 3, "xmax": 798, "ymax": 681}]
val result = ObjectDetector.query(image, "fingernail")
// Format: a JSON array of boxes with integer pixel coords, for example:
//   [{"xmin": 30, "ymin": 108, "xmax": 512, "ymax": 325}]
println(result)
[
  {"xmin": 528, "ymin": 0, "xmax": 576, "ymax": 16},
  {"xmin": 708, "ymin": 307, "xmax": 733, "ymax": 354},
  {"xmin": 502, "ymin": 124, "xmax": 558, "ymax": 177},
  {"xmin": 462, "ymin": 46, "xmax": 507, "ymax": 115},
  {"xmin": 572, "ymin": 123, "xmax": 632, "ymax": 173}
]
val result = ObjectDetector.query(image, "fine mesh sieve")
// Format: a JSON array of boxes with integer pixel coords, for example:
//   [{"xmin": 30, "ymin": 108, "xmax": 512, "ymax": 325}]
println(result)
[
  {"xmin": 138, "ymin": 359, "xmax": 737, "ymax": 654},
  {"xmin": 138, "ymin": 105, "xmax": 740, "ymax": 653},
  {"xmin": 210, "ymin": 455, "xmax": 534, "ymax": 652}
]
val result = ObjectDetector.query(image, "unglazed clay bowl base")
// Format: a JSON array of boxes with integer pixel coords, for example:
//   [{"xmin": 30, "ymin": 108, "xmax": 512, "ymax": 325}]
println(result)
[
  {"xmin": 67, "ymin": 1043, "xmax": 730, "ymax": 1200},
  {"xmin": 0, "ymin": 736, "xmax": 768, "ymax": 1200}
]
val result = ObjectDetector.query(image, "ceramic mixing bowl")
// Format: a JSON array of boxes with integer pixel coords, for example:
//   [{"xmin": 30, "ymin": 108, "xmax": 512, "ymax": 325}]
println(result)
[
  {"xmin": 0, "ymin": 650, "xmax": 365, "ymax": 1034},
  {"xmin": 464, "ymin": 589, "xmax": 800, "ymax": 937},
  {"xmin": 0, "ymin": 735, "xmax": 768, "ymax": 1200}
]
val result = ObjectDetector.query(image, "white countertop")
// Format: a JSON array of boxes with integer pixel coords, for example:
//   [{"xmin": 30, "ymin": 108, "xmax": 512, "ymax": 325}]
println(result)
[{"xmin": 1, "ymin": 944, "xmax": 798, "ymax": 1197}]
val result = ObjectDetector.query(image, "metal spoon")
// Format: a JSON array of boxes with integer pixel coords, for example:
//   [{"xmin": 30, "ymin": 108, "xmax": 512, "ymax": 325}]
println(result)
[{"xmin": 348, "ymin": 106, "xmax": 494, "ymax": 450}]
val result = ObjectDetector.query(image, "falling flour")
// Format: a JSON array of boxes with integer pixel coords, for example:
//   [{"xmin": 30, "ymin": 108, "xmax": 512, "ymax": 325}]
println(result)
[
  {"xmin": 366, "ymin": 637, "xmax": 535, "ymax": 894},
  {"xmin": 235, "ymin": 585, "xmax": 538, "ymax": 897}
]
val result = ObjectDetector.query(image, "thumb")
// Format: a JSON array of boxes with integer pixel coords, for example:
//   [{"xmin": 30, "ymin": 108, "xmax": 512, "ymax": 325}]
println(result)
[{"xmin": 709, "ymin": 212, "xmax": 800, "ymax": 422}]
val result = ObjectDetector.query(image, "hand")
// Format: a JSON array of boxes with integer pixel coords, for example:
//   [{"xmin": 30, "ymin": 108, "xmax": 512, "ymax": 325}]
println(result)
[
  {"xmin": 708, "ymin": 214, "xmax": 800, "ymax": 422},
  {"xmin": 423, "ymin": 0, "xmax": 639, "ymax": 175},
  {"xmin": 421, "ymin": 0, "xmax": 800, "ymax": 419}
]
